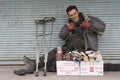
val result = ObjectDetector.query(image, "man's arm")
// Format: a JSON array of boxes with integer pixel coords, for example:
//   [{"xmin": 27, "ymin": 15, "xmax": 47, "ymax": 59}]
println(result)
[
  {"xmin": 59, "ymin": 25, "xmax": 69, "ymax": 40},
  {"xmin": 89, "ymin": 16, "xmax": 106, "ymax": 36}
]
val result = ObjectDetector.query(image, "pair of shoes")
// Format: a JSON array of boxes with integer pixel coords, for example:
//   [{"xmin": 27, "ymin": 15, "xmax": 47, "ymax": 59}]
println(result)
[{"xmin": 14, "ymin": 69, "xmax": 34, "ymax": 76}]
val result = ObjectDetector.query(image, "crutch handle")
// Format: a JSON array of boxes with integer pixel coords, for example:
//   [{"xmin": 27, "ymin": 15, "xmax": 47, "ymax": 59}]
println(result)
[
  {"xmin": 35, "ymin": 17, "xmax": 55, "ymax": 24},
  {"xmin": 44, "ymin": 17, "xmax": 56, "ymax": 22},
  {"xmin": 35, "ymin": 20, "xmax": 45, "ymax": 24}
]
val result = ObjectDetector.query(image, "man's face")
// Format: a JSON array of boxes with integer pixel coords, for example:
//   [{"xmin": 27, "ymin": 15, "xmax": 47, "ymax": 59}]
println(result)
[{"xmin": 68, "ymin": 9, "xmax": 79, "ymax": 22}]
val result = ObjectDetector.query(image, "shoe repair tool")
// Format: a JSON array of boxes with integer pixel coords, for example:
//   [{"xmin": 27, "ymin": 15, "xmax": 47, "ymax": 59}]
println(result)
[{"xmin": 35, "ymin": 17, "xmax": 55, "ymax": 76}]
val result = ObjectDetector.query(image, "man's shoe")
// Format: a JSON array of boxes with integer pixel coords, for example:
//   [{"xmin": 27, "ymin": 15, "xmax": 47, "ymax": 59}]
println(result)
[
  {"xmin": 23, "ymin": 55, "xmax": 36, "ymax": 70},
  {"xmin": 23, "ymin": 55, "xmax": 45, "ymax": 70},
  {"xmin": 14, "ymin": 69, "xmax": 26, "ymax": 76},
  {"xmin": 39, "ymin": 55, "xmax": 45, "ymax": 62},
  {"xmin": 14, "ymin": 69, "xmax": 34, "ymax": 76}
]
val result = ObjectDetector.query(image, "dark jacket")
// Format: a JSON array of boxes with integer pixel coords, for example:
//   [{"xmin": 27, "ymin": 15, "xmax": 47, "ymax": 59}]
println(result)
[{"xmin": 59, "ymin": 13, "xmax": 106, "ymax": 51}]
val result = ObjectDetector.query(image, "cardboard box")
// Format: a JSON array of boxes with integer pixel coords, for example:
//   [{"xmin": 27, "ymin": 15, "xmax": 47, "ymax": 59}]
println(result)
[
  {"xmin": 56, "ymin": 60, "xmax": 103, "ymax": 75},
  {"xmin": 80, "ymin": 61, "xmax": 103, "ymax": 75},
  {"xmin": 56, "ymin": 61, "xmax": 80, "ymax": 75}
]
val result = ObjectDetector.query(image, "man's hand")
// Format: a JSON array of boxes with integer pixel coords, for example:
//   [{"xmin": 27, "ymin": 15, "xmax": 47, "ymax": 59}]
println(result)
[
  {"xmin": 66, "ymin": 22, "xmax": 74, "ymax": 31},
  {"xmin": 80, "ymin": 21, "xmax": 90, "ymax": 28}
]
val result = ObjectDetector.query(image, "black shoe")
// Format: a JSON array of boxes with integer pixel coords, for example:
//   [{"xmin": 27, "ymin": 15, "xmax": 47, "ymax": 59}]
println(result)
[
  {"xmin": 39, "ymin": 55, "xmax": 45, "ymax": 62},
  {"xmin": 14, "ymin": 69, "xmax": 34, "ymax": 76},
  {"xmin": 23, "ymin": 55, "xmax": 36, "ymax": 70},
  {"xmin": 24, "ymin": 69, "xmax": 34, "ymax": 74},
  {"xmin": 23, "ymin": 55, "xmax": 45, "ymax": 71},
  {"xmin": 14, "ymin": 69, "xmax": 26, "ymax": 76},
  {"xmin": 38, "ymin": 61, "xmax": 45, "ymax": 70}
]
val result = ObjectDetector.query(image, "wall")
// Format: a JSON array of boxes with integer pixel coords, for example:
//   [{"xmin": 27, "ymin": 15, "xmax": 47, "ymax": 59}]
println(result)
[{"xmin": 0, "ymin": 0, "xmax": 120, "ymax": 64}]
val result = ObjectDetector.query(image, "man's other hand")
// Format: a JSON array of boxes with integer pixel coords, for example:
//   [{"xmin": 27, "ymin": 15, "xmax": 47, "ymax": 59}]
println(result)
[{"xmin": 80, "ymin": 21, "xmax": 90, "ymax": 28}]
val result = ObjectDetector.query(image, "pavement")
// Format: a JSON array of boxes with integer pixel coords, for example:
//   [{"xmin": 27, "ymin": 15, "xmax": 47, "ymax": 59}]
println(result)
[{"xmin": 0, "ymin": 66, "xmax": 120, "ymax": 80}]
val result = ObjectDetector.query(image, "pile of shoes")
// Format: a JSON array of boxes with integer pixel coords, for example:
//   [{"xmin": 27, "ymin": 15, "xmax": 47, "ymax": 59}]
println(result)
[
  {"xmin": 62, "ymin": 50, "xmax": 103, "ymax": 62},
  {"xmin": 14, "ymin": 55, "xmax": 45, "ymax": 76}
]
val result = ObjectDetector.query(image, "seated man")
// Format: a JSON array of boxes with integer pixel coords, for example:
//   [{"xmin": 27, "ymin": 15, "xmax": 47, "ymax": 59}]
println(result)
[{"xmin": 46, "ymin": 5, "xmax": 106, "ymax": 72}]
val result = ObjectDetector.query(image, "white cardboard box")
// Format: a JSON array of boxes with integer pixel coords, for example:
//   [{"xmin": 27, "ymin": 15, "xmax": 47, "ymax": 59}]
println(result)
[
  {"xmin": 56, "ymin": 61, "xmax": 103, "ymax": 75},
  {"xmin": 80, "ymin": 61, "xmax": 104, "ymax": 75},
  {"xmin": 56, "ymin": 61, "xmax": 80, "ymax": 75}
]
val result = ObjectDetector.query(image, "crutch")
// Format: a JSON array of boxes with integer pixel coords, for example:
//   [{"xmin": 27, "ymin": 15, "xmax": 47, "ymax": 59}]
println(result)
[
  {"xmin": 35, "ymin": 19, "xmax": 45, "ymax": 76},
  {"xmin": 43, "ymin": 17, "xmax": 55, "ymax": 76},
  {"xmin": 34, "ymin": 17, "xmax": 55, "ymax": 76}
]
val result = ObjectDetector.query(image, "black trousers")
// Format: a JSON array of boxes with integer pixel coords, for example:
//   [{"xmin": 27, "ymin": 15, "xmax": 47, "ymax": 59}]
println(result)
[{"xmin": 66, "ymin": 34, "xmax": 84, "ymax": 52}]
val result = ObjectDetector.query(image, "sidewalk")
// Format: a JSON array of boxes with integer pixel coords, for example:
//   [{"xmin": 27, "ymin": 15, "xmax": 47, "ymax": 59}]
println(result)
[{"xmin": 0, "ymin": 66, "xmax": 120, "ymax": 80}]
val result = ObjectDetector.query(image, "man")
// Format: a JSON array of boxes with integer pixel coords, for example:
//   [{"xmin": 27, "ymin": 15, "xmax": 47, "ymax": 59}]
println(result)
[
  {"xmin": 59, "ymin": 5, "xmax": 105, "ymax": 52},
  {"xmin": 47, "ymin": 5, "xmax": 106, "ymax": 72}
]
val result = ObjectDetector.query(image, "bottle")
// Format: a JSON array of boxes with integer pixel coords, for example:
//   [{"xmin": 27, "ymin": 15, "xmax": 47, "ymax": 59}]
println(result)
[
  {"xmin": 65, "ymin": 52, "xmax": 71, "ymax": 61},
  {"xmin": 56, "ymin": 47, "xmax": 63, "ymax": 61},
  {"xmin": 62, "ymin": 55, "xmax": 66, "ymax": 60}
]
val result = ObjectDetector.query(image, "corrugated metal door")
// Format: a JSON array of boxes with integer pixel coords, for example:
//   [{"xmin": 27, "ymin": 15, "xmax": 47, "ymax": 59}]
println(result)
[{"xmin": 0, "ymin": 0, "xmax": 120, "ymax": 65}]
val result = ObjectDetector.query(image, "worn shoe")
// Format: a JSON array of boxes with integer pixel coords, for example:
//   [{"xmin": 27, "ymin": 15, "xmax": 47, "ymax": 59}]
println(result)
[
  {"xmin": 14, "ymin": 69, "xmax": 26, "ymax": 76},
  {"xmin": 39, "ymin": 55, "xmax": 45, "ymax": 62},
  {"xmin": 23, "ymin": 55, "xmax": 45, "ymax": 71},
  {"xmin": 14, "ymin": 69, "xmax": 34, "ymax": 76},
  {"xmin": 38, "ymin": 55, "xmax": 45, "ymax": 70},
  {"xmin": 23, "ymin": 55, "xmax": 36, "ymax": 70}
]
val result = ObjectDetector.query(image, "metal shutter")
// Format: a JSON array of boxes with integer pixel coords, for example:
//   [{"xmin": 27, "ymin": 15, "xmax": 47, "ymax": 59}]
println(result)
[{"xmin": 0, "ymin": 0, "xmax": 119, "ymax": 65}]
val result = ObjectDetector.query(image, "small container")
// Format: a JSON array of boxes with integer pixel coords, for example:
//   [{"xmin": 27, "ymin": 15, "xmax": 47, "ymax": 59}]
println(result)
[
  {"xmin": 83, "ymin": 56, "xmax": 89, "ymax": 61},
  {"xmin": 62, "ymin": 55, "xmax": 66, "ymax": 60},
  {"xmin": 73, "ymin": 57, "xmax": 81, "ymax": 62},
  {"xmin": 65, "ymin": 52, "xmax": 71, "ymax": 61},
  {"xmin": 56, "ymin": 47, "xmax": 63, "ymax": 61}
]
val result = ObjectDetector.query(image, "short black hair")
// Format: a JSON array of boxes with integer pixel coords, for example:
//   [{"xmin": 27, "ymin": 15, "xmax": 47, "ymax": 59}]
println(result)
[{"xmin": 66, "ymin": 5, "xmax": 78, "ymax": 14}]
